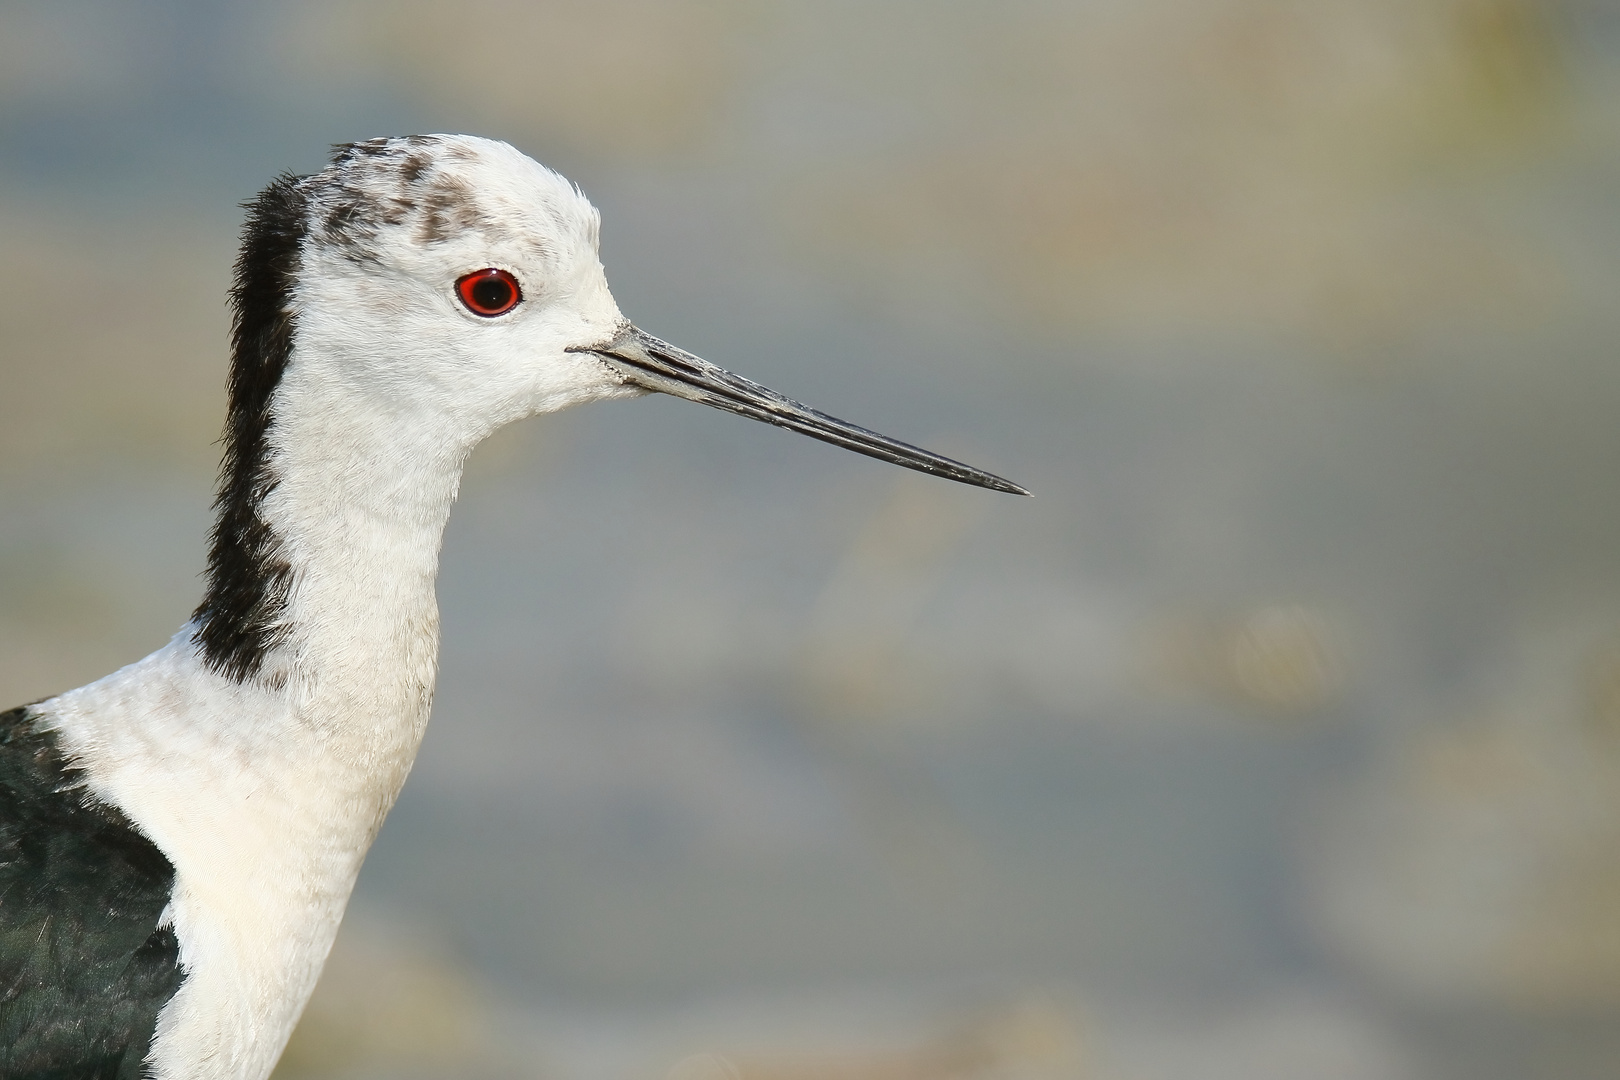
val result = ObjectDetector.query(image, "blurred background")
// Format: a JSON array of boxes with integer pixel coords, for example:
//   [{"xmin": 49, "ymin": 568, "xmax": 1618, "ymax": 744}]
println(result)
[{"xmin": 2, "ymin": 1, "xmax": 1620, "ymax": 1077}]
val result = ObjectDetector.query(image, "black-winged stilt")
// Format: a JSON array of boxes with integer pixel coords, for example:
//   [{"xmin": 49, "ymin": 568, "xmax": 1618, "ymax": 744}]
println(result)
[{"xmin": 0, "ymin": 135, "xmax": 1025, "ymax": 1080}]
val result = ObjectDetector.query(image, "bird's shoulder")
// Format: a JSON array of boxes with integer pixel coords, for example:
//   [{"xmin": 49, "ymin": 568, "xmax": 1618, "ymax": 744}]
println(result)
[{"xmin": 0, "ymin": 703, "xmax": 185, "ymax": 1080}]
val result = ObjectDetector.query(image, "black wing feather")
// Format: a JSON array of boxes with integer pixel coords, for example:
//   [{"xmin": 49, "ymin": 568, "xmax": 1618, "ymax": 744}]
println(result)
[{"xmin": 0, "ymin": 706, "xmax": 185, "ymax": 1079}]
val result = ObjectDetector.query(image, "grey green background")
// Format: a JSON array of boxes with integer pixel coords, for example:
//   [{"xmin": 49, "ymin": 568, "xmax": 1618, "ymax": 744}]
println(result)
[{"xmin": 2, "ymin": 2, "xmax": 1619, "ymax": 1078}]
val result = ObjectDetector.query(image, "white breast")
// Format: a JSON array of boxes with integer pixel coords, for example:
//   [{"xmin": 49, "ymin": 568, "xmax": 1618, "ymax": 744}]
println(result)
[{"xmin": 40, "ymin": 623, "xmax": 436, "ymax": 1080}]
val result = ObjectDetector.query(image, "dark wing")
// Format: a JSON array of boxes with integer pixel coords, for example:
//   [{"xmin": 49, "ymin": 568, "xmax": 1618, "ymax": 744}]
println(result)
[{"xmin": 0, "ymin": 706, "xmax": 185, "ymax": 1080}]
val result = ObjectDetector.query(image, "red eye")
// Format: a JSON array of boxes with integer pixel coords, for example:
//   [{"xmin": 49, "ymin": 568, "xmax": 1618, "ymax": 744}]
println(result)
[{"xmin": 456, "ymin": 268, "xmax": 521, "ymax": 317}]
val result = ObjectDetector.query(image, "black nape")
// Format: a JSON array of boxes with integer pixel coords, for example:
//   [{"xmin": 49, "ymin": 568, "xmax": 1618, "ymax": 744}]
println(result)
[{"xmin": 191, "ymin": 174, "xmax": 307, "ymax": 682}]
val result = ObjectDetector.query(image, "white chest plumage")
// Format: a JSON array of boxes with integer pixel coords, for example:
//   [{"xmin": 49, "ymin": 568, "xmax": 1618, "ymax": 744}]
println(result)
[
  {"xmin": 38, "ymin": 337, "xmax": 460, "ymax": 1078},
  {"xmin": 41, "ymin": 609, "xmax": 438, "ymax": 1077}
]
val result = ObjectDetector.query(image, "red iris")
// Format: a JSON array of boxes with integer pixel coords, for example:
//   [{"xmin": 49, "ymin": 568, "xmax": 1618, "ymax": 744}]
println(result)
[{"xmin": 456, "ymin": 268, "xmax": 522, "ymax": 317}]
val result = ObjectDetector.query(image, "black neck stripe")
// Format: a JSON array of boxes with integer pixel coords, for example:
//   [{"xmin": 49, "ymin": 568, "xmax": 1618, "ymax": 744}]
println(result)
[{"xmin": 191, "ymin": 174, "xmax": 308, "ymax": 682}]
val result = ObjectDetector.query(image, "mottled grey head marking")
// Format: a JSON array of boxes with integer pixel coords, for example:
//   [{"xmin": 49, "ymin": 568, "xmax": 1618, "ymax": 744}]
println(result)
[{"xmin": 309, "ymin": 136, "xmax": 507, "ymax": 262}]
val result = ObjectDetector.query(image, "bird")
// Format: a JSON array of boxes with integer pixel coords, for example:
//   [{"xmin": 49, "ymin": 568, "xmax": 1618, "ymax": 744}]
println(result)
[{"xmin": 0, "ymin": 134, "xmax": 1026, "ymax": 1080}]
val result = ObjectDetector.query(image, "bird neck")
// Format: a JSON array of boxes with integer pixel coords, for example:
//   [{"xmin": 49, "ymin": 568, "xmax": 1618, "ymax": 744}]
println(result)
[{"xmin": 196, "ymin": 349, "xmax": 479, "ymax": 764}]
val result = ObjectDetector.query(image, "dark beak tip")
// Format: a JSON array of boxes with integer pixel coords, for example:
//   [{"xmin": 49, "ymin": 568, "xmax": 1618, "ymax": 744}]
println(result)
[{"xmin": 981, "ymin": 475, "xmax": 1034, "ymax": 497}]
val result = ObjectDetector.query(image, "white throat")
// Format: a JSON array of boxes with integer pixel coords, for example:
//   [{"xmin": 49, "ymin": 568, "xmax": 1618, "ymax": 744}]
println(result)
[{"xmin": 255, "ymin": 339, "xmax": 473, "ymax": 752}]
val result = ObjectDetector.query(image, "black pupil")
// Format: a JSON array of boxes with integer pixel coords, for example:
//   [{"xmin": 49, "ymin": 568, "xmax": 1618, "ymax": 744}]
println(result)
[{"xmin": 471, "ymin": 275, "xmax": 512, "ymax": 311}]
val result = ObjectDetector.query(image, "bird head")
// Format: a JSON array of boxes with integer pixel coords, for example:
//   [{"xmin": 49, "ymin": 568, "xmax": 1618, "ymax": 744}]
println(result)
[{"xmin": 247, "ymin": 134, "xmax": 1025, "ymax": 494}]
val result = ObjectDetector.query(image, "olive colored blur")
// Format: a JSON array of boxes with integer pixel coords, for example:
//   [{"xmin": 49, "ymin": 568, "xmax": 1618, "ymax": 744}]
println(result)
[{"xmin": 2, "ymin": 2, "xmax": 1619, "ymax": 1078}]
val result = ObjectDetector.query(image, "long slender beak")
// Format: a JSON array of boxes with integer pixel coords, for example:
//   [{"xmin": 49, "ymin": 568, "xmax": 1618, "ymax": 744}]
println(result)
[{"xmin": 571, "ymin": 324, "xmax": 1031, "ymax": 496}]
